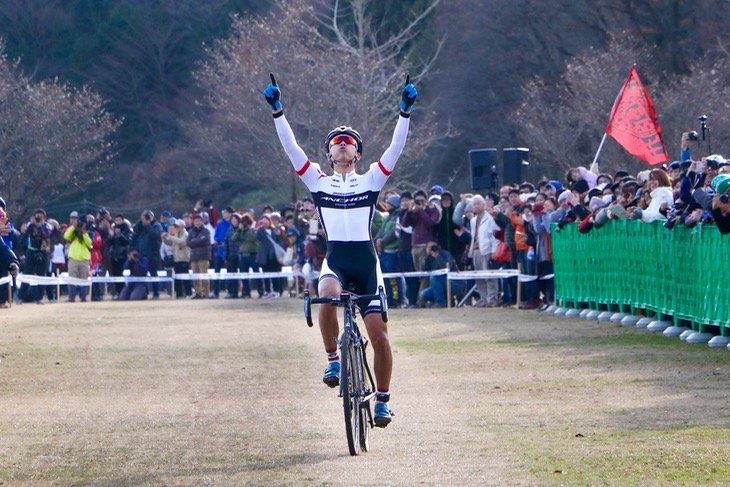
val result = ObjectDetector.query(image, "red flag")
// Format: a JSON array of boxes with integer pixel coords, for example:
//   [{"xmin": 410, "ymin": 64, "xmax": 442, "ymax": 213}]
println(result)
[{"xmin": 605, "ymin": 66, "xmax": 668, "ymax": 165}]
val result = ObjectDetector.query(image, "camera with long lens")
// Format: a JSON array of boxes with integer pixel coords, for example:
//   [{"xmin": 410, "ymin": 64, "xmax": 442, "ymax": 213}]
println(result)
[
  {"xmin": 687, "ymin": 131, "xmax": 699, "ymax": 141},
  {"xmin": 75, "ymin": 220, "xmax": 86, "ymax": 239},
  {"xmin": 720, "ymin": 193, "xmax": 730, "ymax": 204}
]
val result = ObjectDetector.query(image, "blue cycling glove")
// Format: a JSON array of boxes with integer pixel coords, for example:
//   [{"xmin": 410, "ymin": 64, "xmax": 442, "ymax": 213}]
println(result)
[
  {"xmin": 400, "ymin": 83, "xmax": 417, "ymax": 113},
  {"xmin": 263, "ymin": 84, "xmax": 281, "ymax": 111}
]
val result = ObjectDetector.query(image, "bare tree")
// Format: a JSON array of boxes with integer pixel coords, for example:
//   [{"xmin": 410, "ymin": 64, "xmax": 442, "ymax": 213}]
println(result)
[
  {"xmin": 187, "ymin": 0, "xmax": 445, "ymax": 202},
  {"xmin": 0, "ymin": 46, "xmax": 120, "ymax": 221},
  {"xmin": 514, "ymin": 34, "xmax": 660, "ymax": 180}
]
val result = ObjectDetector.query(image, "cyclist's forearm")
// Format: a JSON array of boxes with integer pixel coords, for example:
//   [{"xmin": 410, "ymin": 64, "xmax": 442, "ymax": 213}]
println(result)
[
  {"xmin": 274, "ymin": 114, "xmax": 309, "ymax": 172},
  {"xmin": 379, "ymin": 115, "xmax": 410, "ymax": 173}
]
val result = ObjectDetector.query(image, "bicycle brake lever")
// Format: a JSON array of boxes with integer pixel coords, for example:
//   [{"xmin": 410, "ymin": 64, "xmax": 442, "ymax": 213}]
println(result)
[
  {"xmin": 378, "ymin": 285, "xmax": 388, "ymax": 323},
  {"xmin": 304, "ymin": 290, "xmax": 314, "ymax": 327}
]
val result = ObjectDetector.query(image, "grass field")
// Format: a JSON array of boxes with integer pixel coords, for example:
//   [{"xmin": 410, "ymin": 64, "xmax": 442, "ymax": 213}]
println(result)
[{"xmin": 1, "ymin": 298, "xmax": 729, "ymax": 486}]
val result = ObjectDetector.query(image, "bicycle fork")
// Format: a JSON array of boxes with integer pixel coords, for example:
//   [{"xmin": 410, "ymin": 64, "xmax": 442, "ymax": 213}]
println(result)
[{"xmin": 338, "ymin": 331, "xmax": 376, "ymax": 427}]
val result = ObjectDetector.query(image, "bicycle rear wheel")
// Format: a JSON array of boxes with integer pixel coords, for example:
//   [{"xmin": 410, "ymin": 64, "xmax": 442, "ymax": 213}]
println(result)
[{"xmin": 341, "ymin": 336, "xmax": 360, "ymax": 456}]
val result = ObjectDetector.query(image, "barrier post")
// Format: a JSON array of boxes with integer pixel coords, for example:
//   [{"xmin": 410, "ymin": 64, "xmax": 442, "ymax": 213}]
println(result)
[
  {"xmin": 516, "ymin": 262, "xmax": 522, "ymax": 309},
  {"xmin": 447, "ymin": 273, "xmax": 452, "ymax": 309}
]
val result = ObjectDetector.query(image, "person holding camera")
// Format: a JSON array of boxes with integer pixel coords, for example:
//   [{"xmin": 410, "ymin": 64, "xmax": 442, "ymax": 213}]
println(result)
[
  {"xmin": 419, "ymin": 241, "xmax": 463, "ymax": 308},
  {"xmin": 64, "ymin": 213, "xmax": 93, "ymax": 302},
  {"xmin": 118, "ymin": 248, "xmax": 150, "ymax": 300},
  {"xmin": 22, "ymin": 208, "xmax": 53, "ymax": 304},
  {"xmin": 132, "ymin": 210, "xmax": 163, "ymax": 299},
  {"xmin": 401, "ymin": 189, "xmax": 440, "ymax": 307},
  {"xmin": 107, "ymin": 215, "xmax": 132, "ymax": 296}
]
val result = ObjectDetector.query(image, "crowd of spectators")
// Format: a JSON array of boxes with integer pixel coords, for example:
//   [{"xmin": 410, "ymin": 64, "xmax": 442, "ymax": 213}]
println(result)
[{"xmin": 2, "ymin": 133, "xmax": 729, "ymax": 310}]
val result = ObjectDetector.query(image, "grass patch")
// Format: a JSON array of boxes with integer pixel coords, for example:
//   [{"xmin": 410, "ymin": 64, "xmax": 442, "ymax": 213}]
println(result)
[{"xmin": 500, "ymin": 426, "xmax": 730, "ymax": 486}]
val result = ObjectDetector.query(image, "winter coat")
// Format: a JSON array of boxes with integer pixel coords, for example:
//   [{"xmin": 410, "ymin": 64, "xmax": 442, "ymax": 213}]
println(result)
[
  {"xmin": 163, "ymin": 229, "xmax": 191, "ymax": 263},
  {"xmin": 186, "ymin": 225, "xmax": 212, "ymax": 262}
]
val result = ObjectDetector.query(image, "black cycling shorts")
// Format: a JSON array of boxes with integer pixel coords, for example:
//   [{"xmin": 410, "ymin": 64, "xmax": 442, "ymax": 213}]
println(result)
[{"xmin": 320, "ymin": 241, "xmax": 385, "ymax": 317}]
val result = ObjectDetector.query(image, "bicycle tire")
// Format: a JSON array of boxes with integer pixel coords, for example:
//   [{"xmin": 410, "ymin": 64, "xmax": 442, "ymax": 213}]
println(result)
[
  {"xmin": 356, "ymin": 344, "xmax": 370, "ymax": 452},
  {"xmin": 341, "ymin": 334, "xmax": 360, "ymax": 455}
]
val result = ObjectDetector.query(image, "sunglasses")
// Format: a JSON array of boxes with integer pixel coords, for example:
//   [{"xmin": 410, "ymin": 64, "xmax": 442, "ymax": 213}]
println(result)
[{"xmin": 329, "ymin": 134, "xmax": 357, "ymax": 147}]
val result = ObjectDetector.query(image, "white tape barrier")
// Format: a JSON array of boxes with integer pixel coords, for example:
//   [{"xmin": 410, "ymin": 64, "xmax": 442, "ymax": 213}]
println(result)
[
  {"xmin": 9, "ymin": 267, "xmax": 551, "ymax": 287},
  {"xmin": 384, "ymin": 268, "xmax": 551, "ymax": 282},
  {"xmin": 0, "ymin": 276, "xmax": 11, "ymax": 286}
]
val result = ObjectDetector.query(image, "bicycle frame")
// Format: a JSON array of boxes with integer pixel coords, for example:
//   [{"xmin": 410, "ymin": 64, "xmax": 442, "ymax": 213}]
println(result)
[{"xmin": 304, "ymin": 286, "xmax": 387, "ymax": 455}]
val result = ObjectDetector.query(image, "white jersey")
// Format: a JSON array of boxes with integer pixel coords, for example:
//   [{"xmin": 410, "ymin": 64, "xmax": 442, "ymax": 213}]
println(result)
[{"xmin": 274, "ymin": 114, "xmax": 410, "ymax": 244}]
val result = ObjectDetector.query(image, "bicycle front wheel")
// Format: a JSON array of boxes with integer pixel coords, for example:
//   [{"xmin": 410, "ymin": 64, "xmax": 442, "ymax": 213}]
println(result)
[
  {"xmin": 340, "ymin": 336, "xmax": 360, "ymax": 456},
  {"xmin": 356, "ymin": 343, "xmax": 370, "ymax": 452}
]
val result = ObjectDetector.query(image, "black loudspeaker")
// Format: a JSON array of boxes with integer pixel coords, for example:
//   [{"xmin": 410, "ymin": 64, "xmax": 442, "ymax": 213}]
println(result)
[
  {"xmin": 469, "ymin": 148, "xmax": 498, "ymax": 190},
  {"xmin": 502, "ymin": 148, "xmax": 529, "ymax": 185}
]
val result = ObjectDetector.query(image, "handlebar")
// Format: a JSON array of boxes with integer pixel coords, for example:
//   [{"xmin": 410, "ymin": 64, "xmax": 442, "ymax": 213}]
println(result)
[{"xmin": 304, "ymin": 286, "xmax": 388, "ymax": 327}]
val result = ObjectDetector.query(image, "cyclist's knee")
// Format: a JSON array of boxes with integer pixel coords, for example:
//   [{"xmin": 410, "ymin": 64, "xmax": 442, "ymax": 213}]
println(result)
[
  {"xmin": 364, "ymin": 318, "xmax": 390, "ymax": 348},
  {"xmin": 318, "ymin": 277, "xmax": 341, "ymax": 298}
]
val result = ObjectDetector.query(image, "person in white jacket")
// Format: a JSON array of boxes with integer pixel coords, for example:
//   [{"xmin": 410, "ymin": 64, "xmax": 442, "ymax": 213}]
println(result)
[
  {"xmin": 633, "ymin": 169, "xmax": 674, "ymax": 222},
  {"xmin": 468, "ymin": 195, "xmax": 500, "ymax": 307}
]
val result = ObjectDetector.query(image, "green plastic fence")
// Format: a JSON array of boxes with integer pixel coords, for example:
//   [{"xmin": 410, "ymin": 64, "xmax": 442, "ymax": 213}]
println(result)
[{"xmin": 551, "ymin": 219, "xmax": 730, "ymax": 335}]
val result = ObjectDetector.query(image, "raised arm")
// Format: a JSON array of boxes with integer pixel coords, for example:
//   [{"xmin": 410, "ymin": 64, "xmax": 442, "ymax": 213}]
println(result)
[
  {"xmin": 263, "ymin": 74, "xmax": 310, "ymax": 175},
  {"xmin": 377, "ymin": 77, "xmax": 417, "ymax": 175}
]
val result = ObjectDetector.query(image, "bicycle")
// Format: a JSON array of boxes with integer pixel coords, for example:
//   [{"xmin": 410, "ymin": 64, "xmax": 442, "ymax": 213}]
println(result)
[{"xmin": 304, "ymin": 285, "xmax": 388, "ymax": 456}]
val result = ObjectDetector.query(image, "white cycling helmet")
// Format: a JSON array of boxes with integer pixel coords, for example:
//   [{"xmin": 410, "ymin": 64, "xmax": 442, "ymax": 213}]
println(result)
[{"xmin": 324, "ymin": 126, "xmax": 363, "ymax": 155}]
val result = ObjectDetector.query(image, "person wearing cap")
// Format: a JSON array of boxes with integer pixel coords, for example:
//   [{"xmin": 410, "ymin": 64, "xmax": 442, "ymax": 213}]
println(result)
[
  {"xmin": 710, "ymin": 174, "xmax": 730, "ymax": 234},
  {"xmin": 430, "ymin": 185, "xmax": 444, "ymax": 196},
  {"xmin": 159, "ymin": 211, "xmax": 173, "ymax": 232},
  {"xmin": 162, "ymin": 218, "xmax": 192, "ymax": 298},
  {"xmin": 133, "ymin": 210, "xmax": 163, "ymax": 299},
  {"xmin": 667, "ymin": 161, "xmax": 683, "ymax": 183},
  {"xmin": 263, "ymin": 72, "xmax": 417, "ymax": 427},
  {"xmin": 375, "ymin": 193, "xmax": 405, "ymax": 308},
  {"xmin": 550, "ymin": 190, "xmax": 572, "ymax": 225},
  {"xmin": 64, "ymin": 213, "xmax": 93, "ymax": 302},
  {"xmin": 543, "ymin": 181, "xmax": 563, "ymax": 199},
  {"xmin": 434, "ymin": 191, "xmax": 469, "ymax": 269}
]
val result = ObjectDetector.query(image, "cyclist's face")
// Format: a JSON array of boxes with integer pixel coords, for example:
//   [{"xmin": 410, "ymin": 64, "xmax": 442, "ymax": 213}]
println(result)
[{"xmin": 329, "ymin": 138, "xmax": 359, "ymax": 165}]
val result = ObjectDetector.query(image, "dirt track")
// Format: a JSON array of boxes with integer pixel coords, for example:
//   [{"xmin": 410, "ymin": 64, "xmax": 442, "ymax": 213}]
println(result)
[{"xmin": 1, "ymin": 298, "xmax": 729, "ymax": 486}]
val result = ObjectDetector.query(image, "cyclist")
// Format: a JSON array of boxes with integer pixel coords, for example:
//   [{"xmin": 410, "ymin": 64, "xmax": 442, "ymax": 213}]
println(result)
[{"xmin": 263, "ymin": 75, "xmax": 417, "ymax": 427}]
